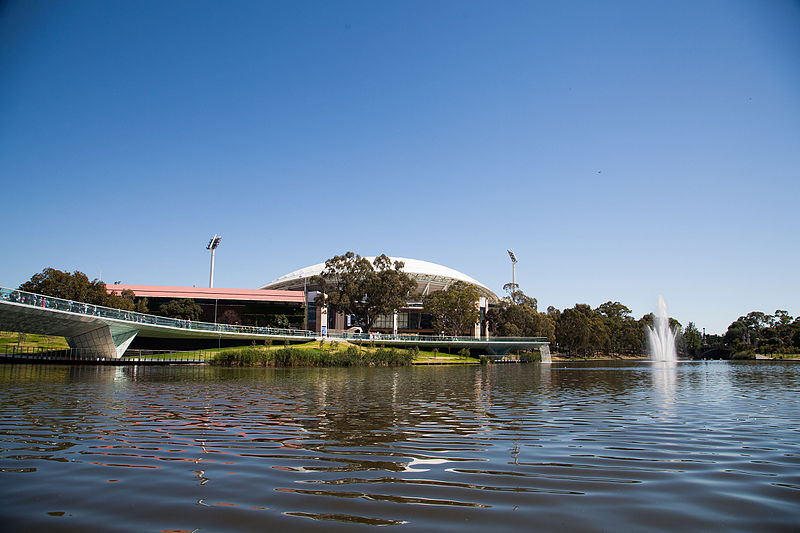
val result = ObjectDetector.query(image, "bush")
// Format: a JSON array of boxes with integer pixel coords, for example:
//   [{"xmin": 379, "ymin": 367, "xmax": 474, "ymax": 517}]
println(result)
[
  {"xmin": 731, "ymin": 349, "xmax": 756, "ymax": 360},
  {"xmin": 211, "ymin": 344, "xmax": 413, "ymax": 367},
  {"xmin": 372, "ymin": 347, "xmax": 413, "ymax": 366}
]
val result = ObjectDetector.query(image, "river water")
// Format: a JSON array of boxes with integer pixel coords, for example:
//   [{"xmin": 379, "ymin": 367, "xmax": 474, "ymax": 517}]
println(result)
[{"xmin": 1, "ymin": 361, "xmax": 798, "ymax": 532}]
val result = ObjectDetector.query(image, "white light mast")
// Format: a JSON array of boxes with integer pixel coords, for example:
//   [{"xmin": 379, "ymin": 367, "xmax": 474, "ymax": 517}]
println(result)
[{"xmin": 207, "ymin": 235, "xmax": 222, "ymax": 288}]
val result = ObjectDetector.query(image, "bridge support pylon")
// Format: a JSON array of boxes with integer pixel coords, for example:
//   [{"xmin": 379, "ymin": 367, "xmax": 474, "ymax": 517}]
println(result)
[{"xmin": 68, "ymin": 325, "xmax": 139, "ymax": 359}]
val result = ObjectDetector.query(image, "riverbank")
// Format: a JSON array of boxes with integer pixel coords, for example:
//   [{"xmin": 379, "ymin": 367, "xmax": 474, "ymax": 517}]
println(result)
[
  {"xmin": 0, "ymin": 331, "xmax": 69, "ymax": 351},
  {"xmin": 210, "ymin": 340, "xmax": 482, "ymax": 366}
]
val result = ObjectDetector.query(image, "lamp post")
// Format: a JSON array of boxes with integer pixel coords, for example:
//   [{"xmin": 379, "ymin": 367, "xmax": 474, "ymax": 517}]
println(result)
[
  {"xmin": 507, "ymin": 249, "xmax": 518, "ymax": 301},
  {"xmin": 207, "ymin": 235, "xmax": 222, "ymax": 288}
]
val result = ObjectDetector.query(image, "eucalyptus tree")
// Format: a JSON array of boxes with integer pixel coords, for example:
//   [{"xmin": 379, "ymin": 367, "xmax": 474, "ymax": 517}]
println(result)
[
  {"xmin": 19, "ymin": 267, "xmax": 136, "ymax": 310},
  {"xmin": 311, "ymin": 252, "xmax": 415, "ymax": 333},
  {"xmin": 488, "ymin": 287, "xmax": 554, "ymax": 341},
  {"xmin": 423, "ymin": 281, "xmax": 480, "ymax": 336}
]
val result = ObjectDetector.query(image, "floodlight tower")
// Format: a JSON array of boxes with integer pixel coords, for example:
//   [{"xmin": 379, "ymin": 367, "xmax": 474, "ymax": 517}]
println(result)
[
  {"xmin": 507, "ymin": 249, "xmax": 518, "ymax": 300},
  {"xmin": 207, "ymin": 234, "xmax": 222, "ymax": 288}
]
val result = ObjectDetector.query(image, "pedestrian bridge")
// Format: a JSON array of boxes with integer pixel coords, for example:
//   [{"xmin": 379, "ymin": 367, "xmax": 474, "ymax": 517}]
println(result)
[{"xmin": 0, "ymin": 287, "xmax": 550, "ymax": 360}]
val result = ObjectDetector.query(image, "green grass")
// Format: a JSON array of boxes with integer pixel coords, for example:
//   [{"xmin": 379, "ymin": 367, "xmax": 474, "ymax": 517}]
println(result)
[
  {"xmin": 757, "ymin": 352, "xmax": 800, "ymax": 360},
  {"xmin": 0, "ymin": 331, "xmax": 70, "ymax": 351},
  {"xmin": 413, "ymin": 351, "xmax": 479, "ymax": 363}
]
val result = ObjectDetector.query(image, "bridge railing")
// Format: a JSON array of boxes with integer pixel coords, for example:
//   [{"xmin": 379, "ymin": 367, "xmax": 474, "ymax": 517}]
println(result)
[
  {"xmin": 1, "ymin": 287, "xmax": 548, "ymax": 345},
  {"xmin": 0, "ymin": 287, "xmax": 316, "ymax": 338},
  {"xmin": 2, "ymin": 344, "xmax": 217, "ymax": 363},
  {"xmin": 330, "ymin": 331, "xmax": 547, "ymax": 344}
]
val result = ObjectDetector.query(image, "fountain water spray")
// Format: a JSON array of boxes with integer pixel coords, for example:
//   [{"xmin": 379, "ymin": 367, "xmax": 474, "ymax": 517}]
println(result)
[{"xmin": 647, "ymin": 296, "xmax": 677, "ymax": 362}]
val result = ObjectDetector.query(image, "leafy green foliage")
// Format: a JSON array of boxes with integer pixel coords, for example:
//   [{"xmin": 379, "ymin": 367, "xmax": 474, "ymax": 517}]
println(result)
[
  {"xmin": 312, "ymin": 252, "xmax": 416, "ymax": 332},
  {"xmin": 553, "ymin": 302, "xmax": 647, "ymax": 357},
  {"xmin": 19, "ymin": 267, "xmax": 137, "ymax": 310},
  {"xmin": 423, "ymin": 281, "xmax": 480, "ymax": 336},
  {"xmin": 487, "ymin": 288, "xmax": 554, "ymax": 340},
  {"xmin": 724, "ymin": 310, "xmax": 800, "ymax": 354},
  {"xmin": 158, "ymin": 298, "xmax": 202, "ymax": 321},
  {"xmin": 683, "ymin": 322, "xmax": 702, "ymax": 356},
  {"xmin": 211, "ymin": 345, "xmax": 413, "ymax": 367}
]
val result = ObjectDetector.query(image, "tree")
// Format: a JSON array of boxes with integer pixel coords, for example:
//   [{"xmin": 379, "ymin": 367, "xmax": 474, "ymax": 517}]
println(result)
[
  {"xmin": 554, "ymin": 304, "xmax": 613, "ymax": 357},
  {"xmin": 266, "ymin": 314, "xmax": 290, "ymax": 329},
  {"xmin": 423, "ymin": 281, "xmax": 480, "ymax": 336},
  {"xmin": 596, "ymin": 301, "xmax": 632, "ymax": 355},
  {"xmin": 683, "ymin": 322, "xmax": 702, "ymax": 356},
  {"xmin": 106, "ymin": 288, "xmax": 137, "ymax": 311},
  {"xmin": 19, "ymin": 267, "xmax": 134, "ymax": 310},
  {"xmin": 135, "ymin": 297, "xmax": 149, "ymax": 314},
  {"xmin": 487, "ymin": 288, "xmax": 553, "ymax": 341},
  {"xmin": 311, "ymin": 252, "xmax": 415, "ymax": 332},
  {"xmin": 158, "ymin": 299, "xmax": 202, "ymax": 321},
  {"xmin": 556, "ymin": 305, "xmax": 592, "ymax": 356},
  {"xmin": 502, "ymin": 283, "xmax": 537, "ymax": 309}
]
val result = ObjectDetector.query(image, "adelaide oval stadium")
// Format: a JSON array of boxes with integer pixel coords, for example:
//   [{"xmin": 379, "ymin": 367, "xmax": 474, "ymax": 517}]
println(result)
[
  {"xmin": 1, "ymin": 255, "xmax": 551, "ymax": 359},
  {"xmin": 260, "ymin": 257, "xmax": 499, "ymax": 336}
]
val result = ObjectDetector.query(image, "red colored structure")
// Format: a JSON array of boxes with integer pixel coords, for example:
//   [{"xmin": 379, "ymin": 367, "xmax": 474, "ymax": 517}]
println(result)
[{"xmin": 106, "ymin": 284, "xmax": 305, "ymax": 328}]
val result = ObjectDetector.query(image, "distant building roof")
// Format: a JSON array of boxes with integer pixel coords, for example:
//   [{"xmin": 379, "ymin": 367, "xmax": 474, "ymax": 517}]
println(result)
[
  {"xmin": 261, "ymin": 257, "xmax": 499, "ymax": 302},
  {"xmin": 107, "ymin": 284, "xmax": 305, "ymax": 304}
]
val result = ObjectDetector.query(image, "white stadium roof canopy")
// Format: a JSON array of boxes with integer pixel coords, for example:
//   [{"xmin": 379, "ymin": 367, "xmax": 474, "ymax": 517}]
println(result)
[{"xmin": 261, "ymin": 257, "xmax": 499, "ymax": 303}]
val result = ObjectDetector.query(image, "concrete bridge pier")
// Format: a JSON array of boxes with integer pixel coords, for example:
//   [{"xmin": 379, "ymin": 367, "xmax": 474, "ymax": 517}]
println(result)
[{"xmin": 68, "ymin": 325, "xmax": 139, "ymax": 359}]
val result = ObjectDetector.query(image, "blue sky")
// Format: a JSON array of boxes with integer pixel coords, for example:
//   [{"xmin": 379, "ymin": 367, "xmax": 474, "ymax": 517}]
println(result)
[{"xmin": 2, "ymin": 0, "xmax": 798, "ymax": 334}]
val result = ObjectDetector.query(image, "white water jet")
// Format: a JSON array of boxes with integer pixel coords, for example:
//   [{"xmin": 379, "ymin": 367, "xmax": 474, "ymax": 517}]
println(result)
[{"xmin": 647, "ymin": 296, "xmax": 677, "ymax": 362}]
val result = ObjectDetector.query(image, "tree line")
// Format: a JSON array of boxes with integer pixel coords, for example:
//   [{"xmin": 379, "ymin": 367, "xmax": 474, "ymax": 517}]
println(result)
[
  {"xmin": 16, "ymin": 264, "xmax": 799, "ymax": 358},
  {"xmin": 486, "ymin": 284, "xmax": 663, "ymax": 357},
  {"xmin": 722, "ymin": 310, "xmax": 800, "ymax": 356}
]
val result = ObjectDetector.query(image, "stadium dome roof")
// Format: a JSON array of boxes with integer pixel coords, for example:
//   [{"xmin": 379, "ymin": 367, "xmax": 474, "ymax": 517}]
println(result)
[{"xmin": 261, "ymin": 257, "xmax": 499, "ymax": 303}]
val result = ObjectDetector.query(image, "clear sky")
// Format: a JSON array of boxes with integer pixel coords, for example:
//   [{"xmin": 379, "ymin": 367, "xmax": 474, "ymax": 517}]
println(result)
[{"xmin": 2, "ymin": 0, "xmax": 798, "ymax": 334}]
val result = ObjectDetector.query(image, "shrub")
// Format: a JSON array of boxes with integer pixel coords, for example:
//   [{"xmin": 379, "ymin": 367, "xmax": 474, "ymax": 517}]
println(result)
[
  {"xmin": 731, "ymin": 349, "xmax": 756, "ymax": 360},
  {"xmin": 211, "ymin": 344, "xmax": 413, "ymax": 367}
]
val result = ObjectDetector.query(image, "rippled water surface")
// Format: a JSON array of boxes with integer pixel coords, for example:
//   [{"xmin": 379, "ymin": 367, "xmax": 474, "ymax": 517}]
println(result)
[{"xmin": 1, "ymin": 361, "xmax": 799, "ymax": 532}]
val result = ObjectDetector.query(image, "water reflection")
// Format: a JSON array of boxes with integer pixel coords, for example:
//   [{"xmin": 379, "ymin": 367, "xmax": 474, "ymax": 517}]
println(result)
[
  {"xmin": 651, "ymin": 360, "xmax": 677, "ymax": 410},
  {"xmin": 1, "ymin": 362, "xmax": 799, "ymax": 532}
]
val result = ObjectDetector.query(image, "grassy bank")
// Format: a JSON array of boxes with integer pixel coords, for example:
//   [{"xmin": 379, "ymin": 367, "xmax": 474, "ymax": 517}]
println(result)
[{"xmin": 0, "ymin": 331, "xmax": 70, "ymax": 351}]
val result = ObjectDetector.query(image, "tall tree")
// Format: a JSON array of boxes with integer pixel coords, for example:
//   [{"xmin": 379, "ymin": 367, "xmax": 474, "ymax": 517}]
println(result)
[
  {"xmin": 683, "ymin": 322, "xmax": 702, "ymax": 356},
  {"xmin": 158, "ymin": 299, "xmax": 202, "ymax": 321},
  {"xmin": 19, "ymin": 268, "xmax": 135, "ymax": 310},
  {"xmin": 596, "ymin": 301, "xmax": 631, "ymax": 355},
  {"xmin": 502, "ymin": 283, "xmax": 537, "ymax": 309},
  {"xmin": 423, "ymin": 281, "xmax": 480, "ymax": 336},
  {"xmin": 488, "ymin": 288, "xmax": 553, "ymax": 341},
  {"xmin": 556, "ymin": 305, "xmax": 592, "ymax": 356},
  {"xmin": 312, "ymin": 252, "xmax": 415, "ymax": 332}
]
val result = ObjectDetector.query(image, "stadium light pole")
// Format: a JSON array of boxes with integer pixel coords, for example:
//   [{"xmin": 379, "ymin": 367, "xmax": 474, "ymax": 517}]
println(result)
[
  {"xmin": 207, "ymin": 235, "xmax": 222, "ymax": 288},
  {"xmin": 507, "ymin": 249, "xmax": 518, "ymax": 301}
]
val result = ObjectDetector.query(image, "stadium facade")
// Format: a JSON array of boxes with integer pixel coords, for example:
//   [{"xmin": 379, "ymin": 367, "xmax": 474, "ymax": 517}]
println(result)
[
  {"xmin": 260, "ymin": 257, "xmax": 499, "ymax": 337},
  {"xmin": 108, "ymin": 257, "xmax": 499, "ymax": 338}
]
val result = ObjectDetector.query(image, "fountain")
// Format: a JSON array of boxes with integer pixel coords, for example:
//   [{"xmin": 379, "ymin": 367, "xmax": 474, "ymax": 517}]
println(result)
[{"xmin": 647, "ymin": 296, "xmax": 677, "ymax": 362}]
